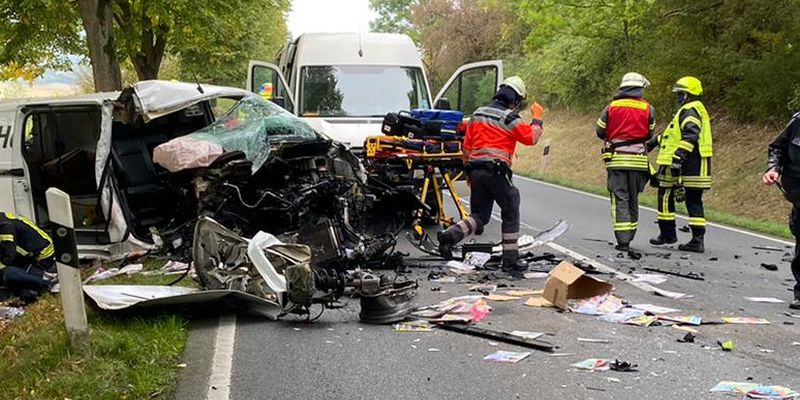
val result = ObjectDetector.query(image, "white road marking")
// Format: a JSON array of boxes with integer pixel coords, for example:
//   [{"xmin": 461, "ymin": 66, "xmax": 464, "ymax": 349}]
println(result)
[
  {"xmin": 207, "ymin": 314, "xmax": 237, "ymax": 400},
  {"xmin": 513, "ymin": 174, "xmax": 794, "ymax": 246}
]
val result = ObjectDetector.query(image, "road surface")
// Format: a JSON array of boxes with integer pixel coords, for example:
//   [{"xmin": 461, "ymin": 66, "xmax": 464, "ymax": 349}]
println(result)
[{"xmin": 176, "ymin": 176, "xmax": 800, "ymax": 400}]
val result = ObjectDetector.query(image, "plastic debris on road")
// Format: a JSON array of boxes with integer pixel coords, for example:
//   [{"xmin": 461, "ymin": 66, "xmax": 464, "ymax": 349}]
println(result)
[
  {"xmin": 718, "ymin": 339, "xmax": 734, "ymax": 351},
  {"xmin": 463, "ymin": 252, "xmax": 491, "ymax": 269},
  {"xmin": 509, "ymin": 331, "xmax": 545, "ymax": 341},
  {"xmin": 624, "ymin": 315, "xmax": 657, "ymax": 327},
  {"xmin": 523, "ymin": 272, "xmax": 549, "ymax": 279},
  {"xmin": 632, "ymin": 273, "xmax": 668, "ymax": 285},
  {"xmin": 430, "ymin": 276, "xmax": 457, "ymax": 284},
  {"xmin": 578, "ymin": 338, "xmax": 610, "ymax": 343},
  {"xmin": 677, "ymin": 332, "xmax": 696, "ymax": 343},
  {"xmin": 412, "ymin": 295, "xmax": 491, "ymax": 323},
  {"xmin": 709, "ymin": 381, "xmax": 799, "ymax": 399},
  {"xmin": 571, "ymin": 358, "xmax": 612, "ymax": 371},
  {"xmin": 746, "ymin": 297, "xmax": 785, "ymax": 303},
  {"xmin": 483, "ymin": 350, "xmax": 531, "ymax": 363},
  {"xmin": 722, "ymin": 317, "xmax": 770, "ymax": 325}
]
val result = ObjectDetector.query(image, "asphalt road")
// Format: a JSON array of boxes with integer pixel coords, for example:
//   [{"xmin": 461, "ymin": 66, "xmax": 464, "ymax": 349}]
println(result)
[{"xmin": 177, "ymin": 176, "xmax": 800, "ymax": 400}]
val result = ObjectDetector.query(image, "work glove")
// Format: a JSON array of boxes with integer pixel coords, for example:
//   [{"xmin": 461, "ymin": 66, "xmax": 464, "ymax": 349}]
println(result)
[
  {"xmin": 675, "ymin": 185, "xmax": 686, "ymax": 203},
  {"xmin": 530, "ymin": 102, "xmax": 543, "ymax": 126}
]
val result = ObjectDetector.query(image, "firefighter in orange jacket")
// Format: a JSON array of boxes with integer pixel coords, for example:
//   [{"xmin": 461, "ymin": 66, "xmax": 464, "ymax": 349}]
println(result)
[
  {"xmin": 438, "ymin": 76, "xmax": 544, "ymax": 271},
  {"xmin": 596, "ymin": 72, "xmax": 656, "ymax": 252}
]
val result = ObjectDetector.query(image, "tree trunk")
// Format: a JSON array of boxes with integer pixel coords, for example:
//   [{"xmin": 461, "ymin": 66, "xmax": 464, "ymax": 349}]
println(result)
[
  {"xmin": 76, "ymin": 0, "xmax": 122, "ymax": 91},
  {"xmin": 131, "ymin": 24, "xmax": 168, "ymax": 81}
]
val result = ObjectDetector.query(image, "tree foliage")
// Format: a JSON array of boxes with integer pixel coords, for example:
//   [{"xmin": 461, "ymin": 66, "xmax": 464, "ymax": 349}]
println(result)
[
  {"xmin": 372, "ymin": 0, "xmax": 800, "ymax": 121},
  {"xmin": 0, "ymin": 0, "xmax": 289, "ymax": 90}
]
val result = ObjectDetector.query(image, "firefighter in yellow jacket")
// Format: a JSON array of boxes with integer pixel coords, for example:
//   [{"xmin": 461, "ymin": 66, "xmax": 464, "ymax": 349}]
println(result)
[{"xmin": 649, "ymin": 77, "xmax": 713, "ymax": 253}]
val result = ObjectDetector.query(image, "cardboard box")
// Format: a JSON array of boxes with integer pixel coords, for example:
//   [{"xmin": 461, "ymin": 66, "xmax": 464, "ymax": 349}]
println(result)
[{"xmin": 543, "ymin": 261, "xmax": 613, "ymax": 310}]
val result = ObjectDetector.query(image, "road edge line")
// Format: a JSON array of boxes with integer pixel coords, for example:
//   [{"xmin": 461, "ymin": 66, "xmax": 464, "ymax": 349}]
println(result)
[
  {"xmin": 514, "ymin": 174, "xmax": 794, "ymax": 246},
  {"xmin": 206, "ymin": 313, "xmax": 237, "ymax": 400}
]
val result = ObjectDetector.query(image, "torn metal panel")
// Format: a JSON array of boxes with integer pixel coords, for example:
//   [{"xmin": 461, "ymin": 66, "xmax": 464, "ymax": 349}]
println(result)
[
  {"xmin": 83, "ymin": 285, "xmax": 283, "ymax": 319},
  {"xmin": 128, "ymin": 80, "xmax": 249, "ymax": 122}
]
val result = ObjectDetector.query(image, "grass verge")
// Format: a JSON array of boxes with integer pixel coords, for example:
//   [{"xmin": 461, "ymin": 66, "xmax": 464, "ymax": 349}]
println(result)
[
  {"xmin": 519, "ymin": 170, "xmax": 793, "ymax": 240},
  {"xmin": 0, "ymin": 258, "xmax": 195, "ymax": 400}
]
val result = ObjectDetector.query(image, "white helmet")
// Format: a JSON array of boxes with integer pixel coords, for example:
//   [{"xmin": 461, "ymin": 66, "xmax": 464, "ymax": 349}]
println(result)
[
  {"xmin": 620, "ymin": 72, "xmax": 650, "ymax": 89},
  {"xmin": 500, "ymin": 76, "xmax": 527, "ymax": 99}
]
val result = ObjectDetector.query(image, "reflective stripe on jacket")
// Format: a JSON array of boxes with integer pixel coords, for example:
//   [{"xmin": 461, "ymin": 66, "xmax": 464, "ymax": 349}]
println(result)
[
  {"xmin": 464, "ymin": 103, "xmax": 542, "ymax": 166},
  {"xmin": 657, "ymin": 100, "xmax": 713, "ymax": 166},
  {"xmin": 0, "ymin": 212, "xmax": 54, "ymax": 267}
]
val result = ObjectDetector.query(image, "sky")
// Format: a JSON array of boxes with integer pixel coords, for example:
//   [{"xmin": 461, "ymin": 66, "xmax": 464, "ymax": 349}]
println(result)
[{"xmin": 287, "ymin": 0, "xmax": 377, "ymax": 39}]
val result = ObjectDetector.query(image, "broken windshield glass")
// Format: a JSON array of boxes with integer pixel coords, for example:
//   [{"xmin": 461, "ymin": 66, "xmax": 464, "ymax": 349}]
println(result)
[{"xmin": 188, "ymin": 94, "xmax": 317, "ymax": 172}]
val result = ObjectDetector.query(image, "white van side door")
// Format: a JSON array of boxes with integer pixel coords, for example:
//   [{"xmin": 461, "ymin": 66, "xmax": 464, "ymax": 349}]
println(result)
[
  {"xmin": 247, "ymin": 60, "xmax": 296, "ymax": 114},
  {"xmin": 0, "ymin": 107, "xmax": 34, "ymax": 217},
  {"xmin": 433, "ymin": 60, "xmax": 504, "ymax": 116}
]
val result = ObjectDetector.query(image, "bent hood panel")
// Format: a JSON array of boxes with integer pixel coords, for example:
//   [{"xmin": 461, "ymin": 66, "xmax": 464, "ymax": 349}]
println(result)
[
  {"xmin": 130, "ymin": 80, "xmax": 249, "ymax": 122},
  {"xmin": 301, "ymin": 118, "xmax": 383, "ymax": 148}
]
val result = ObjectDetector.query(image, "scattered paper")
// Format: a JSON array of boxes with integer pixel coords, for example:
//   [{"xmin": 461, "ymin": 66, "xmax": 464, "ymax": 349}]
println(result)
[
  {"xmin": 710, "ymin": 381, "xmax": 798, "ymax": 399},
  {"xmin": 449, "ymin": 267, "xmax": 477, "ymax": 275},
  {"xmin": 430, "ymin": 276, "xmax": 457, "ymax": 284},
  {"xmin": 427, "ymin": 348, "xmax": 441, "ymax": 352},
  {"xmin": 570, "ymin": 294, "xmax": 624, "ymax": 316},
  {"xmin": 722, "ymin": 317, "xmax": 770, "ymax": 325},
  {"xmin": 625, "ymin": 315, "xmax": 657, "ymax": 327},
  {"xmin": 483, "ymin": 350, "xmax": 531, "ymax": 364},
  {"xmin": 633, "ymin": 304, "xmax": 681, "ymax": 314},
  {"xmin": 571, "ymin": 358, "xmax": 612, "ymax": 371},
  {"xmin": 746, "ymin": 297, "xmax": 785, "ymax": 304},
  {"xmin": 524, "ymin": 297, "xmax": 553, "ymax": 308},
  {"xmin": 485, "ymin": 294, "xmax": 522, "ymax": 301},
  {"xmin": 393, "ymin": 321, "xmax": 433, "ymax": 332},
  {"xmin": 652, "ymin": 287, "xmax": 693, "ymax": 299},
  {"xmin": 632, "ymin": 273, "xmax": 668, "ymax": 285},
  {"xmin": 759, "ymin": 349, "xmax": 775, "ymax": 353},
  {"xmin": 658, "ymin": 315, "xmax": 702, "ymax": 326},
  {"xmin": 463, "ymin": 252, "xmax": 492, "ymax": 269},
  {"xmin": 509, "ymin": 331, "xmax": 545, "ymax": 341},
  {"xmin": 597, "ymin": 308, "xmax": 645, "ymax": 323},
  {"xmin": 0, "ymin": 306, "xmax": 25, "ymax": 320}
]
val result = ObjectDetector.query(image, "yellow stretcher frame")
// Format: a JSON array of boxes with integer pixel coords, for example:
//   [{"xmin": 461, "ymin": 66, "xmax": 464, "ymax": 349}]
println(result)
[{"xmin": 364, "ymin": 135, "xmax": 469, "ymax": 236}]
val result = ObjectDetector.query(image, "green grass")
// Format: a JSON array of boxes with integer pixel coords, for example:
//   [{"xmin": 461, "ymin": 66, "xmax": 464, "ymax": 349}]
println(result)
[
  {"xmin": 0, "ymin": 258, "xmax": 195, "ymax": 400},
  {"xmin": 520, "ymin": 171, "xmax": 793, "ymax": 240}
]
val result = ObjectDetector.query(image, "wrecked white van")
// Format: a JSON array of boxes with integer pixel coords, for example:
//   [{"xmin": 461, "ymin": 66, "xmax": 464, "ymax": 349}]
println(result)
[{"xmin": 0, "ymin": 81, "xmax": 249, "ymax": 258}]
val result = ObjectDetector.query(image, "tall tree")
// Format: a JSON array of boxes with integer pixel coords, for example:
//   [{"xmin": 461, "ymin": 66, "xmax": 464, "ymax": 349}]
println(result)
[
  {"xmin": 369, "ymin": 0, "xmax": 417, "ymax": 36},
  {"xmin": 0, "ymin": 0, "xmax": 290, "ymax": 91}
]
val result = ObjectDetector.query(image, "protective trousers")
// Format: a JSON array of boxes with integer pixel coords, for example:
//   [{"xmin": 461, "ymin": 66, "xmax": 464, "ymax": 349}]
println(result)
[
  {"xmin": 783, "ymin": 176, "xmax": 800, "ymax": 301},
  {"xmin": 656, "ymin": 186, "xmax": 706, "ymax": 239},
  {"xmin": 607, "ymin": 170, "xmax": 648, "ymax": 246},
  {"xmin": 442, "ymin": 167, "xmax": 521, "ymax": 267}
]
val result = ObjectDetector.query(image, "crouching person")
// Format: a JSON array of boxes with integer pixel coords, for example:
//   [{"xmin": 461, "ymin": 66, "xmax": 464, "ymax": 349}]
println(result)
[{"xmin": 0, "ymin": 212, "xmax": 56, "ymax": 302}]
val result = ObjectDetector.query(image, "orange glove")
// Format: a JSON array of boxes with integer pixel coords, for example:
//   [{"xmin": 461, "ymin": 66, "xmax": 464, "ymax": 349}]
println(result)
[{"xmin": 530, "ymin": 102, "xmax": 543, "ymax": 126}]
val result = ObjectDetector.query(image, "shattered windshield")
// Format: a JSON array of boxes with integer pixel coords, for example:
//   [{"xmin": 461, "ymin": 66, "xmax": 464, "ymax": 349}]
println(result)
[{"xmin": 188, "ymin": 94, "xmax": 317, "ymax": 172}]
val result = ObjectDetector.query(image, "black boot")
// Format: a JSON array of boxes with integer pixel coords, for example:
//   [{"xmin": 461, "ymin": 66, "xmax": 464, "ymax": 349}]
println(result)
[
  {"xmin": 615, "ymin": 243, "xmax": 630, "ymax": 252},
  {"xmin": 679, "ymin": 226, "xmax": 705, "ymax": 253},
  {"xmin": 790, "ymin": 299, "xmax": 800, "ymax": 310},
  {"xmin": 678, "ymin": 236, "xmax": 705, "ymax": 253},
  {"xmin": 437, "ymin": 230, "xmax": 454, "ymax": 259},
  {"xmin": 650, "ymin": 220, "xmax": 677, "ymax": 245}
]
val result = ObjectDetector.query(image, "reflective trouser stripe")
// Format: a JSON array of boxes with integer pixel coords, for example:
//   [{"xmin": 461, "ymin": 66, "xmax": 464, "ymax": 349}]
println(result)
[
  {"xmin": 688, "ymin": 217, "xmax": 707, "ymax": 227},
  {"xmin": 658, "ymin": 188, "xmax": 676, "ymax": 221},
  {"xmin": 502, "ymin": 232, "xmax": 519, "ymax": 251},
  {"xmin": 614, "ymin": 222, "xmax": 638, "ymax": 231},
  {"xmin": 455, "ymin": 217, "xmax": 478, "ymax": 236}
]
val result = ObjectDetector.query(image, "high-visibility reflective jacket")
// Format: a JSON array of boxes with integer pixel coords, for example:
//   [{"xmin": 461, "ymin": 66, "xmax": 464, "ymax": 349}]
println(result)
[
  {"xmin": 656, "ymin": 100, "xmax": 713, "ymax": 166},
  {"xmin": 464, "ymin": 102, "xmax": 542, "ymax": 166},
  {"xmin": 0, "ymin": 212, "xmax": 54, "ymax": 268},
  {"xmin": 596, "ymin": 94, "xmax": 656, "ymax": 171}
]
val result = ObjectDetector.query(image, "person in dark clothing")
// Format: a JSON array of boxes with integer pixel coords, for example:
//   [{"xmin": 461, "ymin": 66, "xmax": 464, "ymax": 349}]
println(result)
[
  {"xmin": 764, "ymin": 113, "xmax": 800, "ymax": 310},
  {"xmin": 437, "ymin": 76, "xmax": 544, "ymax": 271},
  {"xmin": 596, "ymin": 72, "xmax": 656, "ymax": 252},
  {"xmin": 0, "ymin": 212, "xmax": 56, "ymax": 302}
]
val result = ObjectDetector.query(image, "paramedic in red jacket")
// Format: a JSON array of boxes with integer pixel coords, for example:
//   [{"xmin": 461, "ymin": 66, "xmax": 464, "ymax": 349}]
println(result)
[{"xmin": 438, "ymin": 76, "xmax": 543, "ymax": 271}]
